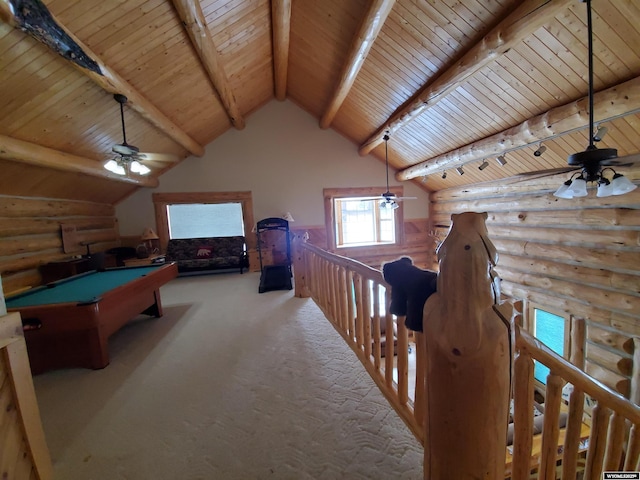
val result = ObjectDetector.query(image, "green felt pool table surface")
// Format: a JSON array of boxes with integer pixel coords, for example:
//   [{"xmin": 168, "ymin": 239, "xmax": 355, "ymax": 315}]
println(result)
[
  {"xmin": 6, "ymin": 265, "xmax": 160, "ymax": 308},
  {"xmin": 6, "ymin": 262, "xmax": 178, "ymax": 374}
]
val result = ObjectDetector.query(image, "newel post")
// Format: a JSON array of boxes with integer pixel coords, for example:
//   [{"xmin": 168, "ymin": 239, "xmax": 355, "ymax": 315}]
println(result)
[
  {"xmin": 422, "ymin": 212, "xmax": 514, "ymax": 479},
  {"xmin": 291, "ymin": 231, "xmax": 310, "ymax": 298}
]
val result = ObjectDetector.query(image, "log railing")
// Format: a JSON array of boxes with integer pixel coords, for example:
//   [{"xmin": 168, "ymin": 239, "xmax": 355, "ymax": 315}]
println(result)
[{"xmin": 292, "ymin": 237, "xmax": 640, "ymax": 478}]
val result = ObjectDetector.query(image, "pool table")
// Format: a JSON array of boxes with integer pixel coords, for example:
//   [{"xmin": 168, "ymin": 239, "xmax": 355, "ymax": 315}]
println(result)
[{"xmin": 5, "ymin": 262, "xmax": 178, "ymax": 374}]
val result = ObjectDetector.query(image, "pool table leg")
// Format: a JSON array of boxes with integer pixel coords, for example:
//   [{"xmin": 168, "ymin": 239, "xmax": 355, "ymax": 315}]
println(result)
[{"xmin": 141, "ymin": 289, "xmax": 163, "ymax": 318}]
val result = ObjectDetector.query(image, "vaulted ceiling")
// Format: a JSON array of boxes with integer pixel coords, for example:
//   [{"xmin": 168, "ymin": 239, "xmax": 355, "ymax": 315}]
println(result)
[{"xmin": 1, "ymin": 0, "xmax": 639, "ymax": 205}]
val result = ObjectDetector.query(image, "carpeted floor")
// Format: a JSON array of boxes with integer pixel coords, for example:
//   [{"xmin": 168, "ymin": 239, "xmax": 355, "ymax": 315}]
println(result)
[{"xmin": 33, "ymin": 272, "xmax": 423, "ymax": 479}]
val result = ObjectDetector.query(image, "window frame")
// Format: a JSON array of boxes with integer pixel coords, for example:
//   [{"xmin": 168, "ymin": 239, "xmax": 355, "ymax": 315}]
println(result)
[
  {"xmin": 527, "ymin": 302, "xmax": 571, "ymax": 389},
  {"xmin": 152, "ymin": 191, "xmax": 255, "ymax": 253},
  {"xmin": 323, "ymin": 187, "xmax": 405, "ymax": 252}
]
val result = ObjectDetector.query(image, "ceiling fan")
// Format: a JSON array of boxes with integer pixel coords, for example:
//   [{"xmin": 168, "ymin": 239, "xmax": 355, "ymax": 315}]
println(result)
[
  {"xmin": 516, "ymin": 0, "xmax": 639, "ymax": 197},
  {"xmin": 362, "ymin": 132, "xmax": 416, "ymax": 209},
  {"xmin": 104, "ymin": 94, "xmax": 179, "ymax": 176}
]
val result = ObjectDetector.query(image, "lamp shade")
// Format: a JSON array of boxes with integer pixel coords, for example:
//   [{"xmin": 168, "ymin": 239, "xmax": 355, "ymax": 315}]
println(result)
[
  {"xmin": 596, "ymin": 180, "xmax": 614, "ymax": 197},
  {"xmin": 567, "ymin": 177, "xmax": 588, "ymax": 197},
  {"xmin": 611, "ymin": 173, "xmax": 638, "ymax": 195},
  {"xmin": 141, "ymin": 227, "xmax": 159, "ymax": 241},
  {"xmin": 553, "ymin": 181, "xmax": 574, "ymax": 199}
]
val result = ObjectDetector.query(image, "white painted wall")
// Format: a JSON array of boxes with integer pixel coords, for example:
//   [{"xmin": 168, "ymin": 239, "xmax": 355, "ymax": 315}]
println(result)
[{"xmin": 116, "ymin": 100, "xmax": 429, "ymax": 235}]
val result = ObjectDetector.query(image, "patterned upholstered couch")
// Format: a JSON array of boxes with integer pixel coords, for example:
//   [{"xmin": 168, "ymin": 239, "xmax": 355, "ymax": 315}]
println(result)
[{"xmin": 166, "ymin": 236, "xmax": 248, "ymax": 274}]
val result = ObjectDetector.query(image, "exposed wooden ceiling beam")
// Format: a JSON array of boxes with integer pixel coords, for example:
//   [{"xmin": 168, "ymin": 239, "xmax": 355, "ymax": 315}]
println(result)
[
  {"xmin": 320, "ymin": 0, "xmax": 395, "ymax": 129},
  {"xmin": 171, "ymin": 0, "xmax": 245, "ymax": 130},
  {"xmin": 271, "ymin": 0, "xmax": 291, "ymax": 101},
  {"xmin": 0, "ymin": 0, "xmax": 205, "ymax": 157},
  {"xmin": 397, "ymin": 76, "xmax": 640, "ymax": 180},
  {"xmin": 359, "ymin": 0, "xmax": 574, "ymax": 156},
  {"xmin": 0, "ymin": 134, "xmax": 159, "ymax": 187}
]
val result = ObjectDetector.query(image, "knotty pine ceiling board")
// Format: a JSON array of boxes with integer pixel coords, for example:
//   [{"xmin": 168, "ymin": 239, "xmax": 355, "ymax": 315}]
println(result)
[{"xmin": 287, "ymin": 0, "xmax": 369, "ymax": 117}]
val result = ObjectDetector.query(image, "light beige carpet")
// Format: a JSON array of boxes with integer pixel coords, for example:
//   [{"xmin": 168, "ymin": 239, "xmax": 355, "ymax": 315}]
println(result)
[{"xmin": 33, "ymin": 272, "xmax": 423, "ymax": 479}]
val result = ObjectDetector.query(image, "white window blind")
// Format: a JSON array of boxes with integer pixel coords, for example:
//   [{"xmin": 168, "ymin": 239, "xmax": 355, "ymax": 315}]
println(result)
[{"xmin": 167, "ymin": 203, "xmax": 244, "ymax": 239}]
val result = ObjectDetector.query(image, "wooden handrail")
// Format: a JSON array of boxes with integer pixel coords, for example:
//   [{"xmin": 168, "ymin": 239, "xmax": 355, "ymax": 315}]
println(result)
[{"xmin": 292, "ymin": 237, "xmax": 640, "ymax": 478}]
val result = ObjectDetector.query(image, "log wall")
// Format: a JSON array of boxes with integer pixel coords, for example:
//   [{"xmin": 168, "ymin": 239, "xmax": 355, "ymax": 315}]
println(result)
[
  {"xmin": 429, "ymin": 174, "xmax": 640, "ymax": 398},
  {"xmin": 0, "ymin": 194, "xmax": 119, "ymax": 295}
]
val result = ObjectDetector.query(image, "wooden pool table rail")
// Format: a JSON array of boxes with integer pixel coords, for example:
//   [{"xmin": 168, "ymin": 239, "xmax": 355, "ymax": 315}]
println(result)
[{"xmin": 8, "ymin": 263, "xmax": 178, "ymax": 374}]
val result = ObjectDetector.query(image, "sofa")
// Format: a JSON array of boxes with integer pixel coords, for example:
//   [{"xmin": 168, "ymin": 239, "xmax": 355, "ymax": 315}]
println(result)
[{"xmin": 166, "ymin": 236, "xmax": 248, "ymax": 274}]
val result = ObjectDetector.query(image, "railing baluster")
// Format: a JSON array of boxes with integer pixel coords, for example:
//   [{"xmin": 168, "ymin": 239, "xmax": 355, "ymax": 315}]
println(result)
[
  {"xmin": 603, "ymin": 412, "xmax": 626, "ymax": 471},
  {"xmin": 384, "ymin": 288, "xmax": 393, "ymax": 388},
  {"xmin": 371, "ymin": 281, "xmax": 382, "ymax": 369},
  {"xmin": 396, "ymin": 312, "xmax": 408, "ymax": 406},
  {"xmin": 346, "ymin": 269, "xmax": 355, "ymax": 341},
  {"xmin": 512, "ymin": 351, "xmax": 535, "ymax": 480},
  {"xmin": 539, "ymin": 374, "xmax": 562, "ymax": 480},
  {"xmin": 584, "ymin": 404, "xmax": 610, "ymax": 480},
  {"xmin": 561, "ymin": 386, "xmax": 585, "ymax": 480},
  {"xmin": 353, "ymin": 273, "xmax": 364, "ymax": 351},
  {"xmin": 624, "ymin": 424, "xmax": 640, "ymax": 471},
  {"xmin": 362, "ymin": 278, "xmax": 371, "ymax": 358}
]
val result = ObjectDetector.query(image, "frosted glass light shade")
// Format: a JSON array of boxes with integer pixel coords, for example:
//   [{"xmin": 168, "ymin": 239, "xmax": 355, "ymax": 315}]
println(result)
[
  {"xmin": 611, "ymin": 174, "xmax": 638, "ymax": 195},
  {"xmin": 553, "ymin": 181, "xmax": 574, "ymax": 199},
  {"xmin": 567, "ymin": 177, "xmax": 588, "ymax": 197}
]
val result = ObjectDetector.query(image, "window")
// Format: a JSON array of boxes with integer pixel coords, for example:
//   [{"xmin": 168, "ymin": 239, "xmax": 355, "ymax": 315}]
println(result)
[
  {"xmin": 324, "ymin": 187, "xmax": 404, "ymax": 251},
  {"xmin": 334, "ymin": 197, "xmax": 395, "ymax": 247},
  {"xmin": 167, "ymin": 203, "xmax": 244, "ymax": 239},
  {"xmin": 530, "ymin": 305, "xmax": 569, "ymax": 384},
  {"xmin": 152, "ymin": 191, "xmax": 255, "ymax": 253}
]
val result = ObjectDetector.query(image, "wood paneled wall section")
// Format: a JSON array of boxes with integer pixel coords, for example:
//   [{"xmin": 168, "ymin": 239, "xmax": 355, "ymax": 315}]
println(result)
[
  {"xmin": 292, "ymin": 218, "xmax": 434, "ymax": 270},
  {"xmin": 0, "ymin": 195, "xmax": 119, "ymax": 295},
  {"xmin": 429, "ymin": 175, "xmax": 640, "ymax": 398}
]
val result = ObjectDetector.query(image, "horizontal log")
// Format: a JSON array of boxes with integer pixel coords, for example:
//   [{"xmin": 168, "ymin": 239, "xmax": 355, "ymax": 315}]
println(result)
[
  {"xmin": 586, "ymin": 342, "xmax": 632, "ymax": 377},
  {"xmin": 497, "ymin": 266, "xmax": 640, "ymax": 313},
  {"xmin": 585, "ymin": 360, "xmax": 629, "ymax": 396},
  {"xmin": 431, "ymin": 168, "xmax": 640, "ymax": 202},
  {"xmin": 1, "ymin": 269, "xmax": 42, "ymax": 296},
  {"xmin": 0, "ymin": 134, "xmax": 159, "ymax": 187},
  {"xmin": 0, "ymin": 234, "xmax": 61, "ymax": 257},
  {"xmin": 432, "ymin": 208, "xmax": 640, "ymax": 229},
  {"xmin": 0, "ymin": 195, "xmax": 114, "ymax": 218},
  {"xmin": 431, "ymin": 189, "xmax": 640, "ymax": 215},
  {"xmin": 488, "ymin": 224, "xmax": 639, "ymax": 248},
  {"xmin": 497, "ymin": 253, "xmax": 639, "ymax": 296},
  {"xmin": 0, "ymin": 217, "xmax": 116, "ymax": 238},
  {"xmin": 491, "ymin": 238, "xmax": 640, "ymax": 273},
  {"xmin": 587, "ymin": 324, "xmax": 634, "ymax": 355}
]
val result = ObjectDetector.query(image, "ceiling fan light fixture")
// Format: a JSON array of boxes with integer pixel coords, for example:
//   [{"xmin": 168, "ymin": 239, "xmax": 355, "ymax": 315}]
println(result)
[
  {"xmin": 496, "ymin": 155, "xmax": 507, "ymax": 166},
  {"xmin": 478, "ymin": 160, "xmax": 489, "ymax": 170},
  {"xmin": 130, "ymin": 160, "xmax": 151, "ymax": 175}
]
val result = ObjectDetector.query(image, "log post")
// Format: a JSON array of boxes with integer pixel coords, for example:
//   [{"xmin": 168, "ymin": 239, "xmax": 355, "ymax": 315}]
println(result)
[
  {"xmin": 422, "ymin": 212, "xmax": 513, "ymax": 479},
  {"xmin": 291, "ymin": 232, "xmax": 310, "ymax": 298}
]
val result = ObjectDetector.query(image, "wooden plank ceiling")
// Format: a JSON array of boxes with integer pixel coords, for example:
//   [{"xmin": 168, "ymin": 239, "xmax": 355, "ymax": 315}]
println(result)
[{"xmin": 0, "ymin": 0, "xmax": 639, "ymax": 204}]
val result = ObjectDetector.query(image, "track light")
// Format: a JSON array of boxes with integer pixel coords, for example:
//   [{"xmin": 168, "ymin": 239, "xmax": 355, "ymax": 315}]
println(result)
[
  {"xmin": 456, "ymin": 166, "xmax": 464, "ymax": 175},
  {"xmin": 441, "ymin": 171, "xmax": 447, "ymax": 179},
  {"xmin": 496, "ymin": 155, "xmax": 507, "ymax": 166},
  {"xmin": 593, "ymin": 125, "xmax": 608, "ymax": 142},
  {"xmin": 478, "ymin": 160, "xmax": 489, "ymax": 170},
  {"xmin": 533, "ymin": 144, "xmax": 546, "ymax": 157}
]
